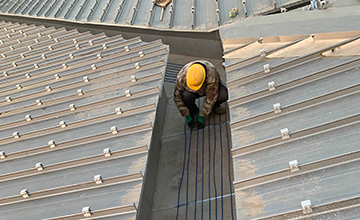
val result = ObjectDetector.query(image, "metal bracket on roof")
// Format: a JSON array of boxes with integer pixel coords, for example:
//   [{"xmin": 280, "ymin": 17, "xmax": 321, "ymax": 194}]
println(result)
[
  {"xmin": 103, "ymin": 148, "xmax": 112, "ymax": 157},
  {"xmin": 34, "ymin": 38, "xmax": 39, "ymax": 43},
  {"xmin": 111, "ymin": 126, "xmax": 118, "ymax": 134},
  {"xmin": 97, "ymin": 54, "xmax": 103, "ymax": 59},
  {"xmin": 0, "ymin": 151, "xmax": 6, "ymax": 159},
  {"xmin": 135, "ymin": 62, "xmax": 140, "ymax": 69},
  {"xmin": 6, "ymin": 96, "xmax": 12, "ymax": 102},
  {"xmin": 268, "ymin": 81, "xmax": 275, "ymax": 91},
  {"xmin": 89, "ymin": 40, "xmax": 94, "ymax": 46},
  {"xmin": 20, "ymin": 189, "xmax": 29, "ymax": 198},
  {"xmin": 289, "ymin": 160, "xmax": 299, "ymax": 172},
  {"xmin": 94, "ymin": 175, "xmax": 103, "ymax": 184},
  {"xmin": 46, "ymin": 86, "xmax": 52, "ymax": 92},
  {"xmin": 36, "ymin": 99, "xmax": 43, "ymax": 106},
  {"xmin": 59, "ymin": 121, "xmax": 67, "ymax": 128},
  {"xmin": 48, "ymin": 35, "xmax": 53, "ymax": 39},
  {"xmin": 37, "ymin": 33, "xmax": 42, "ymax": 37},
  {"xmin": 7, "ymin": 34, "xmax": 11, "ymax": 38},
  {"xmin": 131, "ymin": 75, "xmax": 137, "ymax": 82},
  {"xmin": 91, "ymin": 64, "xmax": 97, "ymax": 70},
  {"xmin": 54, "ymin": 38, "xmax": 59, "ymax": 43},
  {"xmin": 12, "ymin": 62, "xmax": 17, "ymax": 67},
  {"xmin": 301, "ymin": 200, "xmax": 312, "ymax": 214},
  {"xmin": 25, "ymin": 73, "xmax": 31, "ymax": 79},
  {"xmin": 263, "ymin": 64, "xmax": 271, "ymax": 73},
  {"xmin": 41, "ymin": 54, "xmax": 47, "ymax": 60},
  {"xmin": 273, "ymin": 103, "xmax": 281, "ymax": 113},
  {"xmin": 3, "ymin": 71, "xmax": 8, "ymax": 76},
  {"xmin": 48, "ymin": 45, "xmax": 53, "ymax": 51},
  {"xmin": 75, "ymin": 44, "xmax": 80, "ymax": 50},
  {"xmin": 83, "ymin": 76, "xmax": 90, "ymax": 82},
  {"xmin": 16, "ymin": 84, "xmax": 22, "ymax": 90},
  {"xmin": 23, "ymin": 33, "xmax": 28, "ymax": 37},
  {"xmin": 9, "ymin": 46, "xmax": 14, "ymax": 50},
  {"xmin": 281, "ymin": 7, "xmax": 287, "ymax": 13},
  {"xmin": 77, "ymin": 89, "xmax": 84, "ymax": 96},
  {"xmin": 34, "ymin": 63, "xmax": 39, "ymax": 69},
  {"xmin": 62, "ymin": 63, "xmax": 68, "ymax": 69},
  {"xmin": 280, "ymin": 128, "xmax": 289, "ymax": 140},
  {"xmin": 17, "ymin": 39, "xmax": 22, "ymax": 44},
  {"xmin": 0, "ymin": 40, "xmax": 3, "ymax": 44},
  {"xmin": 102, "ymin": 43, "xmax": 108, "ymax": 50},
  {"xmin": 69, "ymin": 53, "xmax": 74, "ymax": 59},
  {"xmin": 73, "ymin": 39, "xmax": 78, "ymax": 44},
  {"xmin": 115, "ymin": 107, "xmax": 123, "ymax": 115},
  {"xmin": 13, "ymin": 131, "xmax": 20, "ymax": 139},
  {"xmin": 20, "ymin": 53, "xmax": 25, "ymax": 58},
  {"xmin": 69, "ymin": 104, "xmax": 76, "ymax": 111},
  {"xmin": 82, "ymin": 206, "xmax": 92, "ymax": 217},
  {"xmin": 25, "ymin": 115, "xmax": 32, "ymax": 121},
  {"xmin": 259, "ymin": 49, "xmax": 266, "ymax": 58},
  {"xmin": 124, "ymin": 46, "xmax": 130, "ymax": 52},
  {"xmin": 1, "ymin": 53, "xmax": 6, "ymax": 58},
  {"xmin": 125, "ymin": 90, "xmax": 132, "ymax": 97},
  {"xmin": 35, "ymin": 162, "xmax": 44, "ymax": 171},
  {"xmin": 54, "ymin": 74, "xmax": 60, "ymax": 80},
  {"xmin": 48, "ymin": 140, "xmax": 56, "ymax": 148},
  {"xmin": 139, "ymin": 51, "xmax": 144, "ymax": 57}
]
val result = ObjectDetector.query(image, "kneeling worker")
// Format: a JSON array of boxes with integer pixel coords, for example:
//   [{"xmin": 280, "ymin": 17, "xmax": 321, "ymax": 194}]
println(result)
[{"xmin": 174, "ymin": 60, "xmax": 228, "ymax": 129}]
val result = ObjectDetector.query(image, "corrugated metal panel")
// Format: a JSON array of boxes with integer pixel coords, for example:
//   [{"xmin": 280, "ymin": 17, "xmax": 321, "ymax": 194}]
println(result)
[
  {"xmin": 0, "ymin": 21, "xmax": 169, "ymax": 219},
  {"xmin": 224, "ymin": 32, "xmax": 360, "ymax": 219},
  {"xmin": 0, "ymin": 0, "xmax": 309, "ymax": 31}
]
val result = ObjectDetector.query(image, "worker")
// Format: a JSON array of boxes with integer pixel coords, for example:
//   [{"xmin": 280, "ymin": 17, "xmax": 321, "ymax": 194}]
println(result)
[{"xmin": 174, "ymin": 60, "xmax": 228, "ymax": 129}]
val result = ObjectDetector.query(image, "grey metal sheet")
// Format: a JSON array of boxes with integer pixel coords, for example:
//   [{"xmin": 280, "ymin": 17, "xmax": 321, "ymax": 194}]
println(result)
[
  {"xmin": 229, "ymin": 66, "xmax": 360, "ymax": 123},
  {"xmin": 235, "ymin": 161, "xmax": 360, "ymax": 219},
  {"xmin": 0, "ymin": 21, "xmax": 169, "ymax": 219},
  {"xmin": 233, "ymin": 121, "xmax": 360, "ymax": 181},
  {"xmin": 0, "ymin": 180, "xmax": 143, "ymax": 220},
  {"xmin": 0, "ymin": 0, "xmax": 308, "ymax": 30}
]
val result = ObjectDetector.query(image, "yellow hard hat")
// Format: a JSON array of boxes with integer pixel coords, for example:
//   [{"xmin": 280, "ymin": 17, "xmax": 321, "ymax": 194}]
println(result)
[{"xmin": 186, "ymin": 63, "xmax": 206, "ymax": 91}]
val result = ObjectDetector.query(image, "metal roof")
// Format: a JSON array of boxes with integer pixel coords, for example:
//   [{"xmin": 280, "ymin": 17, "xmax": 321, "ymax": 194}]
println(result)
[
  {"xmin": 0, "ymin": 0, "xmax": 308, "ymax": 31},
  {"xmin": 224, "ymin": 32, "xmax": 360, "ymax": 219},
  {"xmin": 0, "ymin": 21, "xmax": 169, "ymax": 219}
]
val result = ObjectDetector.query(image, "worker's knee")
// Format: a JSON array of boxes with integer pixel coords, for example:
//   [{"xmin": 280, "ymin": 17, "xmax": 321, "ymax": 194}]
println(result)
[{"xmin": 218, "ymin": 84, "xmax": 229, "ymax": 103}]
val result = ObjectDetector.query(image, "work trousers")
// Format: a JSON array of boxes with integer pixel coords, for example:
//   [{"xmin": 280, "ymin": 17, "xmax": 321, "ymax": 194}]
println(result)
[{"xmin": 181, "ymin": 82, "xmax": 228, "ymax": 117}]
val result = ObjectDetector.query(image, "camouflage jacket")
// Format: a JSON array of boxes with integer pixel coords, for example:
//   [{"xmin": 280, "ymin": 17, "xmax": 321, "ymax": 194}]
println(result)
[{"xmin": 174, "ymin": 60, "xmax": 220, "ymax": 117}]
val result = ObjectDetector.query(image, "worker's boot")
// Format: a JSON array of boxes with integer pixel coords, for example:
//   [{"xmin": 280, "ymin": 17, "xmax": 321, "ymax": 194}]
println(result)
[{"xmin": 212, "ymin": 104, "xmax": 226, "ymax": 114}]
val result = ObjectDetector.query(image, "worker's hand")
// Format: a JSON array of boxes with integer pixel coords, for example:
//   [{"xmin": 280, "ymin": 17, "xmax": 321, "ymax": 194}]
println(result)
[
  {"xmin": 197, "ymin": 115, "xmax": 204, "ymax": 129},
  {"xmin": 186, "ymin": 115, "xmax": 196, "ymax": 129}
]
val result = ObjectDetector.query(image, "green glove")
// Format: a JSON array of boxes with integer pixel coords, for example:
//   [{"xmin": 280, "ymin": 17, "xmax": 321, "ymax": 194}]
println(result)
[
  {"xmin": 197, "ymin": 115, "xmax": 204, "ymax": 129},
  {"xmin": 186, "ymin": 115, "xmax": 196, "ymax": 129},
  {"xmin": 186, "ymin": 115, "xmax": 192, "ymax": 124}
]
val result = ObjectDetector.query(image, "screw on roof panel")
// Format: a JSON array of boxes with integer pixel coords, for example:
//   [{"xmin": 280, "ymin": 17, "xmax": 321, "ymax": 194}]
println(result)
[
  {"xmin": 5, "ymin": 96, "xmax": 12, "ymax": 102},
  {"xmin": 73, "ymin": 39, "xmax": 78, "ymax": 44},
  {"xmin": 69, "ymin": 104, "xmax": 76, "ymax": 111},
  {"xmin": 131, "ymin": 75, "xmax": 137, "ymax": 82},
  {"xmin": 41, "ymin": 54, "xmax": 47, "ymax": 59},
  {"xmin": 0, "ymin": 151, "xmax": 6, "ymax": 159},
  {"xmin": 124, "ymin": 46, "xmax": 129, "ymax": 52},
  {"xmin": 17, "ymin": 39, "xmax": 21, "ymax": 44},
  {"xmin": 1, "ymin": 53, "xmax": 6, "ymax": 58},
  {"xmin": 9, "ymin": 45, "xmax": 14, "ymax": 50},
  {"xmin": 115, "ymin": 107, "xmax": 123, "ymax": 115},
  {"xmin": 111, "ymin": 126, "xmax": 118, "ymax": 134},
  {"xmin": 25, "ymin": 114, "xmax": 32, "ymax": 121},
  {"xmin": 20, "ymin": 53, "xmax": 25, "ymax": 58},
  {"xmin": 34, "ymin": 63, "xmax": 39, "ymax": 68},
  {"xmin": 28, "ymin": 46, "xmax": 33, "ymax": 50},
  {"xmin": 97, "ymin": 54, "xmax": 102, "ymax": 59},
  {"xmin": 273, "ymin": 103, "xmax": 281, "ymax": 114},
  {"xmin": 36, "ymin": 99, "xmax": 43, "ymax": 106},
  {"xmin": 103, "ymin": 148, "xmax": 112, "ymax": 157},
  {"xmin": 48, "ymin": 140, "xmax": 56, "ymax": 148},
  {"xmin": 139, "ymin": 51, "xmax": 144, "ymax": 57},
  {"xmin": 48, "ymin": 45, "xmax": 53, "ymax": 51},
  {"xmin": 75, "ymin": 44, "xmax": 80, "ymax": 49},
  {"xmin": 12, "ymin": 62, "xmax": 17, "ymax": 67},
  {"xmin": 20, "ymin": 189, "xmax": 29, "ymax": 198},
  {"xmin": 35, "ymin": 162, "xmax": 44, "ymax": 171},
  {"xmin": 301, "ymin": 200, "xmax": 312, "ymax": 214},
  {"xmin": 135, "ymin": 62, "xmax": 140, "ymax": 69},
  {"xmin": 281, "ymin": 7, "xmax": 287, "ymax": 13},
  {"xmin": 62, "ymin": 63, "xmax": 68, "ymax": 69},
  {"xmin": 88, "ymin": 40, "xmax": 94, "ymax": 46},
  {"xmin": 94, "ymin": 175, "xmax": 103, "ymax": 184},
  {"xmin": 54, "ymin": 74, "xmax": 60, "ymax": 80},
  {"xmin": 3, "ymin": 71, "xmax": 8, "ymax": 76},
  {"xmin": 125, "ymin": 90, "xmax": 132, "ymax": 97},
  {"xmin": 102, "ymin": 43, "xmax": 108, "ymax": 50},
  {"xmin": 82, "ymin": 206, "xmax": 92, "ymax": 217},
  {"xmin": 13, "ymin": 131, "xmax": 20, "ymax": 139},
  {"xmin": 16, "ymin": 84, "xmax": 22, "ymax": 90},
  {"xmin": 280, "ymin": 128, "xmax": 289, "ymax": 140},
  {"xmin": 59, "ymin": 121, "xmax": 67, "ymax": 128},
  {"xmin": 83, "ymin": 76, "xmax": 90, "ymax": 82},
  {"xmin": 69, "ymin": 53, "xmax": 74, "ymax": 59},
  {"xmin": 77, "ymin": 89, "xmax": 84, "ymax": 96},
  {"xmin": 46, "ymin": 86, "xmax": 52, "ymax": 92},
  {"xmin": 263, "ymin": 64, "xmax": 271, "ymax": 73},
  {"xmin": 268, "ymin": 81, "xmax": 275, "ymax": 91},
  {"xmin": 25, "ymin": 73, "xmax": 31, "ymax": 79},
  {"xmin": 54, "ymin": 38, "xmax": 59, "ymax": 43},
  {"xmin": 91, "ymin": 64, "xmax": 97, "ymax": 70},
  {"xmin": 289, "ymin": 160, "xmax": 299, "ymax": 172}
]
